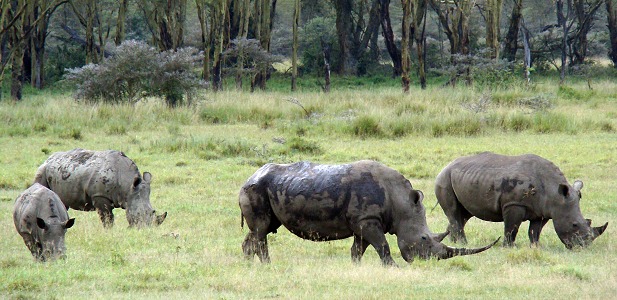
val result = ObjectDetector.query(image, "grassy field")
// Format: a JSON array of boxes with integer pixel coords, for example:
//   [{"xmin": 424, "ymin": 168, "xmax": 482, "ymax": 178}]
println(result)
[{"xmin": 0, "ymin": 80, "xmax": 616, "ymax": 299}]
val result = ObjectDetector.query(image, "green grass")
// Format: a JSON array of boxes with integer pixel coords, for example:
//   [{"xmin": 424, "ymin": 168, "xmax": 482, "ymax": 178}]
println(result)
[{"xmin": 1, "ymin": 81, "xmax": 616, "ymax": 299}]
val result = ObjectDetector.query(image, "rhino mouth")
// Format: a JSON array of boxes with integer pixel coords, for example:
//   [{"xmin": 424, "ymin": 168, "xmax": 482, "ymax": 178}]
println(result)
[{"xmin": 561, "ymin": 222, "xmax": 608, "ymax": 250}]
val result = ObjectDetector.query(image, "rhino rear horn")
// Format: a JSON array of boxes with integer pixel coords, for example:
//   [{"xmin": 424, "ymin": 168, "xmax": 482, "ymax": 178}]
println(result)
[
  {"xmin": 440, "ymin": 237, "xmax": 500, "ymax": 260},
  {"xmin": 592, "ymin": 222, "xmax": 608, "ymax": 240}
]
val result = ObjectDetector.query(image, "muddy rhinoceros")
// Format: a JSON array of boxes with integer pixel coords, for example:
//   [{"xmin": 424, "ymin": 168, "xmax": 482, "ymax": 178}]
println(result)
[
  {"xmin": 34, "ymin": 148, "xmax": 167, "ymax": 228},
  {"xmin": 14, "ymin": 183, "xmax": 75, "ymax": 261},
  {"xmin": 435, "ymin": 152, "xmax": 608, "ymax": 249},
  {"xmin": 239, "ymin": 160, "xmax": 498, "ymax": 266}
]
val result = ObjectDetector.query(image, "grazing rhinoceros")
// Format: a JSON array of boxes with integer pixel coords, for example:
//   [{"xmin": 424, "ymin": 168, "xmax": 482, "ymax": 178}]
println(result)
[
  {"xmin": 14, "ymin": 183, "xmax": 75, "ymax": 261},
  {"xmin": 34, "ymin": 148, "xmax": 167, "ymax": 228},
  {"xmin": 435, "ymin": 152, "xmax": 608, "ymax": 249},
  {"xmin": 239, "ymin": 160, "xmax": 498, "ymax": 266}
]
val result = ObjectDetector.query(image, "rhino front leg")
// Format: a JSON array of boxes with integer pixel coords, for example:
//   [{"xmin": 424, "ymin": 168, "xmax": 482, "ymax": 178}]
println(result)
[
  {"xmin": 352, "ymin": 219, "xmax": 397, "ymax": 267},
  {"xmin": 93, "ymin": 197, "xmax": 114, "ymax": 228},
  {"xmin": 503, "ymin": 205, "xmax": 526, "ymax": 247},
  {"xmin": 528, "ymin": 219, "xmax": 549, "ymax": 247},
  {"xmin": 350, "ymin": 234, "xmax": 370, "ymax": 264}
]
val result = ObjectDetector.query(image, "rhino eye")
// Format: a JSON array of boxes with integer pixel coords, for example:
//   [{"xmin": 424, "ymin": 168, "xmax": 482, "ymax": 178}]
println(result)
[
  {"xmin": 421, "ymin": 236, "xmax": 427, "ymax": 241},
  {"xmin": 573, "ymin": 223, "xmax": 578, "ymax": 228}
]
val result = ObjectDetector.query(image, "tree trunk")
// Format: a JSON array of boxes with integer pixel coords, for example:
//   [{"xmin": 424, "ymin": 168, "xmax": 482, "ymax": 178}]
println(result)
[
  {"xmin": 608, "ymin": 0, "xmax": 617, "ymax": 66},
  {"xmin": 572, "ymin": 0, "xmax": 602, "ymax": 65},
  {"xmin": 413, "ymin": 0, "xmax": 427, "ymax": 89},
  {"xmin": 334, "ymin": 0, "xmax": 353, "ymax": 74},
  {"xmin": 503, "ymin": 0, "xmax": 523, "ymax": 62},
  {"xmin": 212, "ymin": 0, "xmax": 226, "ymax": 91},
  {"xmin": 321, "ymin": 39, "xmax": 331, "ymax": 93},
  {"xmin": 558, "ymin": 0, "xmax": 573, "ymax": 83},
  {"xmin": 486, "ymin": 0, "xmax": 503, "ymax": 59},
  {"xmin": 139, "ymin": 0, "xmax": 186, "ymax": 52},
  {"xmin": 292, "ymin": 0, "xmax": 300, "ymax": 91},
  {"xmin": 521, "ymin": 18, "xmax": 531, "ymax": 83},
  {"xmin": 401, "ymin": 0, "xmax": 411, "ymax": 93},
  {"xmin": 196, "ymin": 0, "xmax": 208, "ymax": 81},
  {"xmin": 115, "ymin": 0, "xmax": 128, "ymax": 45},
  {"xmin": 380, "ymin": 0, "xmax": 402, "ymax": 77}
]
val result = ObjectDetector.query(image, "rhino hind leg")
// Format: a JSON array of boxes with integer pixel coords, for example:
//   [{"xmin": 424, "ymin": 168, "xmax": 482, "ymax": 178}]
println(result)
[
  {"xmin": 436, "ymin": 186, "xmax": 471, "ymax": 244},
  {"xmin": 242, "ymin": 231, "xmax": 270, "ymax": 263},
  {"xmin": 350, "ymin": 234, "xmax": 370, "ymax": 264},
  {"xmin": 351, "ymin": 219, "xmax": 397, "ymax": 267},
  {"xmin": 528, "ymin": 219, "xmax": 549, "ymax": 247}
]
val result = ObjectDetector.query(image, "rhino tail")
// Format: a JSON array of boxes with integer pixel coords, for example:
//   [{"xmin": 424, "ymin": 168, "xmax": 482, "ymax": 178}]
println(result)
[{"xmin": 241, "ymin": 212, "xmax": 245, "ymax": 230}]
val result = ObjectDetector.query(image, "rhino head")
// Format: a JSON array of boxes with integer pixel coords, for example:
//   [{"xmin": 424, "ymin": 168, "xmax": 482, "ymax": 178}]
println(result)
[
  {"xmin": 552, "ymin": 180, "xmax": 608, "ymax": 249},
  {"xmin": 35, "ymin": 217, "xmax": 75, "ymax": 261},
  {"xmin": 396, "ymin": 190, "xmax": 498, "ymax": 262},
  {"xmin": 126, "ymin": 172, "xmax": 167, "ymax": 228}
]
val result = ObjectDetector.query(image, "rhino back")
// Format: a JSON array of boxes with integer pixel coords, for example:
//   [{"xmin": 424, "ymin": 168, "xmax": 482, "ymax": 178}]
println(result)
[
  {"xmin": 262, "ymin": 161, "xmax": 393, "ymax": 240},
  {"xmin": 445, "ymin": 152, "xmax": 567, "ymax": 221},
  {"xmin": 37, "ymin": 149, "xmax": 139, "ymax": 210}
]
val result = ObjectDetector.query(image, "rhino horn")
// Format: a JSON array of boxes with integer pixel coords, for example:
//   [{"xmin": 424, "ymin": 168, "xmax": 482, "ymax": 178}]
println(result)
[
  {"xmin": 439, "ymin": 237, "xmax": 500, "ymax": 260},
  {"xmin": 433, "ymin": 230, "xmax": 450, "ymax": 243},
  {"xmin": 591, "ymin": 222, "xmax": 608, "ymax": 240}
]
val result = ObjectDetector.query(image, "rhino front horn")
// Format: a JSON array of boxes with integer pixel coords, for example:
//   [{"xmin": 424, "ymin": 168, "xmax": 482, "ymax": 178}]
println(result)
[
  {"xmin": 433, "ymin": 230, "xmax": 450, "ymax": 242},
  {"xmin": 440, "ymin": 237, "xmax": 500, "ymax": 260},
  {"xmin": 592, "ymin": 222, "xmax": 608, "ymax": 240}
]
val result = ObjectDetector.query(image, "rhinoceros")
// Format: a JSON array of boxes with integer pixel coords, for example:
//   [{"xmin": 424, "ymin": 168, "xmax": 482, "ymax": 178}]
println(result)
[
  {"xmin": 435, "ymin": 152, "xmax": 608, "ymax": 249},
  {"xmin": 239, "ymin": 160, "xmax": 498, "ymax": 266},
  {"xmin": 14, "ymin": 183, "xmax": 75, "ymax": 261},
  {"xmin": 34, "ymin": 148, "xmax": 167, "ymax": 228}
]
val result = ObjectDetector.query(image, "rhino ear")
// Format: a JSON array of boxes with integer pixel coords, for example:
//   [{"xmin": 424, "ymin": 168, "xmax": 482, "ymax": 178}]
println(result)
[
  {"xmin": 143, "ymin": 172, "xmax": 152, "ymax": 183},
  {"xmin": 36, "ymin": 218, "xmax": 48, "ymax": 230},
  {"xmin": 65, "ymin": 218, "xmax": 75, "ymax": 229},
  {"xmin": 410, "ymin": 190, "xmax": 424, "ymax": 205},
  {"xmin": 573, "ymin": 180, "xmax": 583, "ymax": 191}
]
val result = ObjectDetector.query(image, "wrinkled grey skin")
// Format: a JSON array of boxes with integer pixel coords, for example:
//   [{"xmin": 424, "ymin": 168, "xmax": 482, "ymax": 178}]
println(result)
[
  {"xmin": 34, "ymin": 149, "xmax": 167, "ymax": 228},
  {"xmin": 14, "ymin": 183, "xmax": 75, "ymax": 261},
  {"xmin": 240, "ymin": 160, "xmax": 497, "ymax": 266},
  {"xmin": 435, "ymin": 152, "xmax": 608, "ymax": 249}
]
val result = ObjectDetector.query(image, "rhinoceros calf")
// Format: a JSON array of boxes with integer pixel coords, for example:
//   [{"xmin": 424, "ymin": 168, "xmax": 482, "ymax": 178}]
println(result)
[
  {"xmin": 34, "ymin": 148, "xmax": 167, "ymax": 228},
  {"xmin": 14, "ymin": 183, "xmax": 75, "ymax": 261},
  {"xmin": 435, "ymin": 152, "xmax": 608, "ymax": 249},
  {"xmin": 240, "ymin": 160, "xmax": 498, "ymax": 266}
]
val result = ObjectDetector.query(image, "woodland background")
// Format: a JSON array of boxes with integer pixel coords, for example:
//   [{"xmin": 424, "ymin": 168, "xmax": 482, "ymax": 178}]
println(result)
[{"xmin": 1, "ymin": 0, "xmax": 616, "ymax": 102}]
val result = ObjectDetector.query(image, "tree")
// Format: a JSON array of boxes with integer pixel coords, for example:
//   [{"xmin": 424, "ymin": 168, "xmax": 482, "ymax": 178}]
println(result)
[
  {"xmin": 29, "ymin": 0, "xmax": 68, "ymax": 89},
  {"xmin": 114, "ymin": 0, "xmax": 127, "ymax": 45},
  {"xmin": 401, "ymin": 0, "xmax": 411, "ymax": 92},
  {"xmin": 571, "ymin": 0, "xmax": 603, "ymax": 65},
  {"xmin": 557, "ymin": 0, "xmax": 574, "ymax": 83},
  {"xmin": 251, "ymin": 0, "xmax": 277, "ymax": 91},
  {"xmin": 411, "ymin": 0, "xmax": 428, "ymax": 89},
  {"xmin": 485, "ymin": 0, "xmax": 503, "ymax": 59},
  {"xmin": 211, "ymin": 0, "xmax": 226, "ymax": 91},
  {"xmin": 608, "ymin": 0, "xmax": 617, "ymax": 66},
  {"xmin": 292, "ymin": 0, "xmax": 300, "ymax": 91},
  {"xmin": 429, "ymin": 0, "xmax": 472, "ymax": 57},
  {"xmin": 139, "ymin": 0, "xmax": 187, "ymax": 52},
  {"xmin": 195, "ymin": 0, "xmax": 212, "ymax": 82},
  {"xmin": 503, "ymin": 0, "xmax": 524, "ymax": 62},
  {"xmin": 380, "ymin": 0, "xmax": 402, "ymax": 76}
]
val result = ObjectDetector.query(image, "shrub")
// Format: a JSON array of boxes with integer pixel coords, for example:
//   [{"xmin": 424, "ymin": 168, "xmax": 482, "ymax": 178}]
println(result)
[
  {"xmin": 351, "ymin": 116, "xmax": 383, "ymax": 138},
  {"xmin": 64, "ymin": 40, "xmax": 204, "ymax": 106}
]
